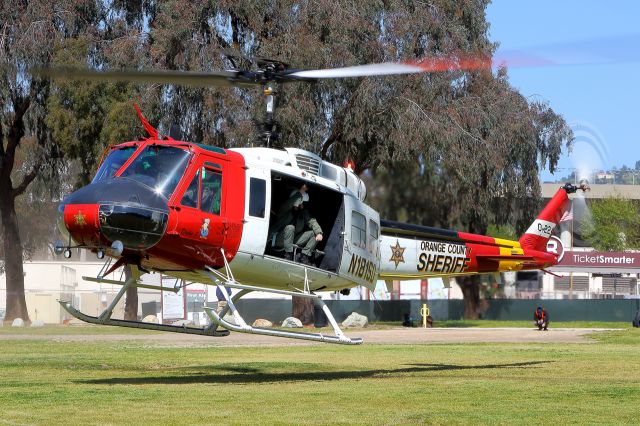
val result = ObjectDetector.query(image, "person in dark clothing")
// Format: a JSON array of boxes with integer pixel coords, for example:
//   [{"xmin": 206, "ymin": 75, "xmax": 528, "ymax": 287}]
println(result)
[
  {"xmin": 270, "ymin": 183, "xmax": 323, "ymax": 264},
  {"xmin": 534, "ymin": 306, "xmax": 549, "ymax": 331},
  {"xmin": 215, "ymin": 286, "xmax": 232, "ymax": 314}
]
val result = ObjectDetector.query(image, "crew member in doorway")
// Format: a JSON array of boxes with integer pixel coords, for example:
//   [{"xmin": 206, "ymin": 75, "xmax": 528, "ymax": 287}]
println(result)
[
  {"xmin": 534, "ymin": 306, "xmax": 549, "ymax": 331},
  {"xmin": 271, "ymin": 183, "xmax": 323, "ymax": 265}
]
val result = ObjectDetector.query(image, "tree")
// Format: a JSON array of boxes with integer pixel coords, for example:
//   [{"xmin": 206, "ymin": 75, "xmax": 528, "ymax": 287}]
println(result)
[
  {"xmin": 582, "ymin": 197, "xmax": 640, "ymax": 251},
  {"xmin": 1, "ymin": 2, "xmax": 69, "ymax": 323},
  {"xmin": 1, "ymin": 1, "xmax": 134, "ymax": 322},
  {"xmin": 366, "ymin": 72, "xmax": 572, "ymax": 318},
  {"xmin": 292, "ymin": 296, "xmax": 314, "ymax": 326},
  {"xmin": 0, "ymin": 137, "xmax": 62, "ymax": 276},
  {"xmin": 4, "ymin": 1, "xmax": 572, "ymax": 322},
  {"xmin": 123, "ymin": 265, "xmax": 138, "ymax": 321}
]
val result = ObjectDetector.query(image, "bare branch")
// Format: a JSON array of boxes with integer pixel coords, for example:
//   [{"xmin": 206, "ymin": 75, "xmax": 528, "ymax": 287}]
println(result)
[
  {"xmin": 5, "ymin": 97, "xmax": 31, "ymax": 159},
  {"xmin": 11, "ymin": 165, "xmax": 39, "ymax": 198},
  {"xmin": 320, "ymin": 80, "xmax": 366, "ymax": 159},
  {"xmin": 446, "ymin": 112, "xmax": 488, "ymax": 146}
]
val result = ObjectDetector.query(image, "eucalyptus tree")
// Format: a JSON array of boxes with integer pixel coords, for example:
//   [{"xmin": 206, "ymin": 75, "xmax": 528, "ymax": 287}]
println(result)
[{"xmin": 1, "ymin": 1, "xmax": 82, "ymax": 322}]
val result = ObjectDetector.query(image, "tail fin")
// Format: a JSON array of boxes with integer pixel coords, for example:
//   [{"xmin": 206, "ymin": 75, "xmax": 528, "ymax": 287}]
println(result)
[{"xmin": 519, "ymin": 183, "xmax": 588, "ymax": 251}]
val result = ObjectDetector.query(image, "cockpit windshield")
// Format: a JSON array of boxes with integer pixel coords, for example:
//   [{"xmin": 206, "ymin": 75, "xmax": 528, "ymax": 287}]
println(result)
[
  {"xmin": 120, "ymin": 145, "xmax": 192, "ymax": 199},
  {"xmin": 92, "ymin": 146, "xmax": 138, "ymax": 183}
]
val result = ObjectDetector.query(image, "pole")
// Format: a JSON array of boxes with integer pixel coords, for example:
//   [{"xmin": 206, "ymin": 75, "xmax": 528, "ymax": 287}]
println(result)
[{"xmin": 420, "ymin": 304, "xmax": 431, "ymax": 328}]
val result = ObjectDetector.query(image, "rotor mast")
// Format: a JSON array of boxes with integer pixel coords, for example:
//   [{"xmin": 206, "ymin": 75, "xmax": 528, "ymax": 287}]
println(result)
[
  {"xmin": 255, "ymin": 59, "xmax": 286, "ymax": 147},
  {"xmin": 262, "ymin": 84, "xmax": 276, "ymax": 147}
]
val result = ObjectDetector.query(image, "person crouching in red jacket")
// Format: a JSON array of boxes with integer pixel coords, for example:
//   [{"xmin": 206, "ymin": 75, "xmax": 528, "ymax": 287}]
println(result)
[{"xmin": 534, "ymin": 307, "xmax": 549, "ymax": 331}]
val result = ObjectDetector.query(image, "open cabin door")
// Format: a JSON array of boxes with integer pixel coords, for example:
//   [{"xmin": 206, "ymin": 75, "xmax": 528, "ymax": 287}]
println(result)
[
  {"xmin": 318, "ymin": 200, "xmax": 345, "ymax": 272},
  {"xmin": 236, "ymin": 166, "xmax": 271, "ymax": 255}
]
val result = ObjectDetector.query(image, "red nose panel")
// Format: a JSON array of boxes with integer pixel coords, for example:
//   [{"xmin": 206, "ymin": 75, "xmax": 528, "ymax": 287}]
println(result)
[{"xmin": 63, "ymin": 204, "xmax": 102, "ymax": 247}]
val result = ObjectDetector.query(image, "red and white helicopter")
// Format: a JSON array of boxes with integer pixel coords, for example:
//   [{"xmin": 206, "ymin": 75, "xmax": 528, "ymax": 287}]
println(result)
[{"xmin": 46, "ymin": 57, "xmax": 587, "ymax": 344}]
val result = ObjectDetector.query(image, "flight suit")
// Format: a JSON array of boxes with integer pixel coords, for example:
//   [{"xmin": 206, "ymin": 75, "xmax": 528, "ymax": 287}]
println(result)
[{"xmin": 271, "ymin": 192, "xmax": 323, "ymax": 257}]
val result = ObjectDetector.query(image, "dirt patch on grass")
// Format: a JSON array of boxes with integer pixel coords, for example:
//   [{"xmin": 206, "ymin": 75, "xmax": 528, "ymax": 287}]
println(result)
[{"xmin": 0, "ymin": 327, "xmax": 615, "ymax": 346}]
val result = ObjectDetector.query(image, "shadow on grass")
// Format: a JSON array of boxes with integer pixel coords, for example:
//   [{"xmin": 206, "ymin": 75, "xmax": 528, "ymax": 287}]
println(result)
[{"xmin": 78, "ymin": 361, "xmax": 550, "ymax": 385}]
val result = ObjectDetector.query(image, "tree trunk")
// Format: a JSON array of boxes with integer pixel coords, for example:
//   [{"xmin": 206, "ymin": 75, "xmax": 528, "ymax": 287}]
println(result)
[
  {"xmin": 459, "ymin": 275, "xmax": 482, "ymax": 320},
  {"xmin": 292, "ymin": 296, "xmax": 314, "ymax": 325},
  {"xmin": 123, "ymin": 265, "xmax": 138, "ymax": 320},
  {"xmin": 1, "ymin": 193, "xmax": 30, "ymax": 323}
]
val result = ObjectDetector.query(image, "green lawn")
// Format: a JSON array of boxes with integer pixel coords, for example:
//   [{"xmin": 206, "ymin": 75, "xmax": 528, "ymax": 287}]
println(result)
[{"xmin": 0, "ymin": 326, "xmax": 639, "ymax": 425}]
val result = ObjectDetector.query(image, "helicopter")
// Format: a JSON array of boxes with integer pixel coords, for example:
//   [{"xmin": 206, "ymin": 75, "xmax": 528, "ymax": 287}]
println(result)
[{"xmin": 44, "ymin": 57, "xmax": 588, "ymax": 345}]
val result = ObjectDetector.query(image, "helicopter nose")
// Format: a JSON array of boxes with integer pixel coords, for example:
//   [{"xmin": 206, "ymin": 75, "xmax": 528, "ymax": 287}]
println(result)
[{"xmin": 58, "ymin": 178, "xmax": 170, "ymax": 252}]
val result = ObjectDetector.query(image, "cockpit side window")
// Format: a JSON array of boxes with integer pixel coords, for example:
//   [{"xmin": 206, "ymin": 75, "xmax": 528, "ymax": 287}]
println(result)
[
  {"xmin": 180, "ymin": 170, "xmax": 200, "ymax": 208},
  {"xmin": 92, "ymin": 146, "xmax": 137, "ymax": 183},
  {"xmin": 200, "ymin": 166, "xmax": 222, "ymax": 215},
  {"xmin": 351, "ymin": 211, "xmax": 367, "ymax": 249}
]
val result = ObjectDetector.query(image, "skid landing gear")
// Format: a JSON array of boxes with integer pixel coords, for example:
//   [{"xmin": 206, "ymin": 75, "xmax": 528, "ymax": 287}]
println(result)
[
  {"xmin": 60, "ymin": 252, "xmax": 362, "ymax": 345},
  {"xmin": 59, "ymin": 301, "xmax": 229, "ymax": 337},
  {"xmin": 203, "ymin": 250, "xmax": 363, "ymax": 345},
  {"xmin": 59, "ymin": 265, "xmax": 228, "ymax": 337}
]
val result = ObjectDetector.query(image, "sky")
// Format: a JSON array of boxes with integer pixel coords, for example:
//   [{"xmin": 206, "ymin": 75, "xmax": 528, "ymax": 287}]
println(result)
[{"xmin": 486, "ymin": 1, "xmax": 640, "ymax": 182}]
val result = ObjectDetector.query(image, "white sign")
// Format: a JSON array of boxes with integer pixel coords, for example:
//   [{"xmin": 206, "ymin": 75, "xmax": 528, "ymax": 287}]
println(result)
[{"xmin": 162, "ymin": 288, "xmax": 184, "ymax": 320}]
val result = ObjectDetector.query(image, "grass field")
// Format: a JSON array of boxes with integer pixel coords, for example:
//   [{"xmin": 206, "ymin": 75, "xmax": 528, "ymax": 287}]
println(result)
[{"xmin": 1, "ymin": 324, "xmax": 639, "ymax": 425}]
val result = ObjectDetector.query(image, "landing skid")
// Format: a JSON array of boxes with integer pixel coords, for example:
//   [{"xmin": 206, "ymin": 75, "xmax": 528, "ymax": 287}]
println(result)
[
  {"xmin": 60, "ymin": 253, "xmax": 362, "ymax": 345},
  {"xmin": 59, "ymin": 301, "xmax": 229, "ymax": 337},
  {"xmin": 59, "ymin": 265, "xmax": 228, "ymax": 337},
  {"xmin": 203, "ymin": 251, "xmax": 363, "ymax": 345}
]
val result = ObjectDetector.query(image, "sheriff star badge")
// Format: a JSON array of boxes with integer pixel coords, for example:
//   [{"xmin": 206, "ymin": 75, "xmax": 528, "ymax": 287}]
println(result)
[{"xmin": 389, "ymin": 239, "xmax": 406, "ymax": 269}]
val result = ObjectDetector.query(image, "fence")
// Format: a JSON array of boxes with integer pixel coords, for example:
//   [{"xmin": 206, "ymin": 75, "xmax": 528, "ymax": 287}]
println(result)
[
  {"xmin": 4, "ymin": 292, "xmax": 639, "ymax": 324},
  {"xmin": 233, "ymin": 298, "xmax": 640, "ymax": 324}
]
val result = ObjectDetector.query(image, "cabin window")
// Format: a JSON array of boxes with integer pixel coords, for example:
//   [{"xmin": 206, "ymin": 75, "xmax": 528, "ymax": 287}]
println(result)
[
  {"xmin": 93, "ymin": 146, "xmax": 137, "ymax": 182},
  {"xmin": 200, "ymin": 166, "xmax": 222, "ymax": 215},
  {"xmin": 351, "ymin": 211, "xmax": 367, "ymax": 249},
  {"xmin": 180, "ymin": 170, "xmax": 200, "ymax": 208},
  {"xmin": 320, "ymin": 164, "xmax": 338, "ymax": 180},
  {"xmin": 368, "ymin": 219, "xmax": 379, "ymax": 254},
  {"xmin": 249, "ymin": 178, "xmax": 266, "ymax": 218}
]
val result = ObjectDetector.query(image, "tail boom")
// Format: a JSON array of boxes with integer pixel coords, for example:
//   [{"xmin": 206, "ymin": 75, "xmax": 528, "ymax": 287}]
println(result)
[{"xmin": 377, "ymin": 183, "xmax": 586, "ymax": 281}]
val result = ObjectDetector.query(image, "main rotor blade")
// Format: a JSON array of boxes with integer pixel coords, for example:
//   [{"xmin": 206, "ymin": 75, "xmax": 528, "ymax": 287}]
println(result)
[
  {"xmin": 283, "ymin": 56, "xmax": 492, "ymax": 80},
  {"xmin": 31, "ymin": 67, "xmax": 258, "ymax": 87},
  {"xmin": 285, "ymin": 33, "xmax": 640, "ymax": 81}
]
